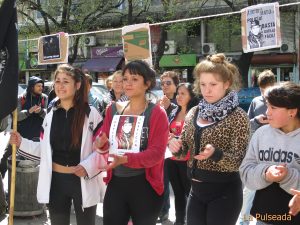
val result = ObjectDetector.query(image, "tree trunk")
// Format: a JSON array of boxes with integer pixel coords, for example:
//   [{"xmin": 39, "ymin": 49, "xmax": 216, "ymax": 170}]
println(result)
[
  {"xmin": 61, "ymin": 0, "xmax": 70, "ymax": 31},
  {"xmin": 127, "ymin": 0, "xmax": 133, "ymax": 25},
  {"xmin": 68, "ymin": 36, "xmax": 80, "ymax": 64},
  {"xmin": 154, "ymin": 27, "xmax": 167, "ymax": 71},
  {"xmin": 236, "ymin": 52, "xmax": 254, "ymax": 87}
]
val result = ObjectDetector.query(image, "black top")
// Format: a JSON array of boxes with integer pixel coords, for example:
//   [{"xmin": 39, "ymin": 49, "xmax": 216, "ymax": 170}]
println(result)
[
  {"xmin": 50, "ymin": 107, "xmax": 82, "ymax": 166},
  {"xmin": 251, "ymin": 183, "xmax": 300, "ymax": 225}
]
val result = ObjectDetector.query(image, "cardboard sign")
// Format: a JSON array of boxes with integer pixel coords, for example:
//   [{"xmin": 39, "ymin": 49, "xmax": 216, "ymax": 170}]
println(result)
[
  {"xmin": 241, "ymin": 3, "xmax": 281, "ymax": 53},
  {"xmin": 122, "ymin": 23, "xmax": 152, "ymax": 66}
]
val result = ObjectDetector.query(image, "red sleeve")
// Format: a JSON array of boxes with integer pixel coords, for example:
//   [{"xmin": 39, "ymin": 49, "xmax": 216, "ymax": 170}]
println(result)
[{"xmin": 123, "ymin": 105, "xmax": 169, "ymax": 168}]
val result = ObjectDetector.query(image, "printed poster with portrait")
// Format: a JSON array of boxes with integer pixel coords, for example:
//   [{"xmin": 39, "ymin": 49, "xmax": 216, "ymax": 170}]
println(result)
[
  {"xmin": 241, "ymin": 2, "xmax": 281, "ymax": 53},
  {"xmin": 109, "ymin": 115, "xmax": 145, "ymax": 155},
  {"xmin": 38, "ymin": 33, "xmax": 69, "ymax": 65}
]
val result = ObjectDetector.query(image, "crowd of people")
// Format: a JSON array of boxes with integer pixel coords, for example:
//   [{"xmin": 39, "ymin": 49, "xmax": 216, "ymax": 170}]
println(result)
[{"xmin": 2, "ymin": 53, "xmax": 300, "ymax": 225}]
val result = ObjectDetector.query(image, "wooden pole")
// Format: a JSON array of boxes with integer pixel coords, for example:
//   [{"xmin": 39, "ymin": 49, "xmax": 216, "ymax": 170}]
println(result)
[{"xmin": 8, "ymin": 108, "xmax": 17, "ymax": 225}]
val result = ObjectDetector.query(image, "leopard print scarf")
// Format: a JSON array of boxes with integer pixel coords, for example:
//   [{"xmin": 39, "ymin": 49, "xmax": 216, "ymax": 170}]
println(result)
[{"xmin": 197, "ymin": 91, "xmax": 239, "ymax": 122}]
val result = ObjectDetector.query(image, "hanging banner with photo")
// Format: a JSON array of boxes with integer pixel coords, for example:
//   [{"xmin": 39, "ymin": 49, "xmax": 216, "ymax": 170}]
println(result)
[
  {"xmin": 109, "ymin": 115, "xmax": 145, "ymax": 156},
  {"xmin": 241, "ymin": 2, "xmax": 281, "ymax": 53},
  {"xmin": 122, "ymin": 23, "xmax": 153, "ymax": 66},
  {"xmin": 38, "ymin": 32, "xmax": 69, "ymax": 64}
]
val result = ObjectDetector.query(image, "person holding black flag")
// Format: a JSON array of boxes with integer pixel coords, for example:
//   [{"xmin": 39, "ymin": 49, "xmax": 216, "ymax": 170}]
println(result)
[{"xmin": 0, "ymin": 76, "xmax": 48, "ymax": 178}]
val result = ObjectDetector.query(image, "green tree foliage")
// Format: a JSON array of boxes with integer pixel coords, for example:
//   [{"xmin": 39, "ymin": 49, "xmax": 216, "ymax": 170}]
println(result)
[
  {"xmin": 17, "ymin": 0, "xmax": 126, "ymax": 63},
  {"xmin": 207, "ymin": 15, "xmax": 241, "ymax": 52}
]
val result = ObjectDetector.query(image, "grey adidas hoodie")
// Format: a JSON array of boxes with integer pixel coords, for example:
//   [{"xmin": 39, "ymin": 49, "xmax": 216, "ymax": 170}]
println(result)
[
  {"xmin": 240, "ymin": 125, "xmax": 300, "ymax": 193},
  {"xmin": 239, "ymin": 125, "xmax": 300, "ymax": 224}
]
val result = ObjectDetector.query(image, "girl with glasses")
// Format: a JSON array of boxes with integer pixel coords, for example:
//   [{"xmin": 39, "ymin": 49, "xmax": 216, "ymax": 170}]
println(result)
[{"xmin": 159, "ymin": 71, "xmax": 179, "ymax": 114}]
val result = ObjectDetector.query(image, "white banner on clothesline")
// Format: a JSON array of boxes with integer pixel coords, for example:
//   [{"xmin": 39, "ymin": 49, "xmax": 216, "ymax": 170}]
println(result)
[{"xmin": 241, "ymin": 2, "xmax": 282, "ymax": 53}]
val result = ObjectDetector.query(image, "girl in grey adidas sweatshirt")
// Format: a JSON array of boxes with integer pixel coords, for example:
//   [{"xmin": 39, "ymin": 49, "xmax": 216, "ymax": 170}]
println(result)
[{"xmin": 240, "ymin": 82, "xmax": 300, "ymax": 225}]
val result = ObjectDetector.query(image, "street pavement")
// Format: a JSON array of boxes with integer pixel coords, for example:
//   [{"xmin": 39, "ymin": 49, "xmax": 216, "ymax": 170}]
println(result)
[{"xmin": 0, "ymin": 129, "xmax": 176, "ymax": 225}]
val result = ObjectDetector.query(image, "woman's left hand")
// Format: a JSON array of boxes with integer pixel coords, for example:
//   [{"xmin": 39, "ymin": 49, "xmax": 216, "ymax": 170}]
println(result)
[
  {"xmin": 105, "ymin": 154, "xmax": 128, "ymax": 170},
  {"xmin": 194, "ymin": 144, "xmax": 215, "ymax": 160},
  {"xmin": 74, "ymin": 165, "xmax": 88, "ymax": 177}
]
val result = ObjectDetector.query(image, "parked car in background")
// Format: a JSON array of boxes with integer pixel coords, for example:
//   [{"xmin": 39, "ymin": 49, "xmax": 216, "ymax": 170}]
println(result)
[
  {"xmin": 43, "ymin": 81, "xmax": 109, "ymax": 103},
  {"xmin": 146, "ymin": 78, "xmax": 163, "ymax": 104},
  {"xmin": 91, "ymin": 82, "xmax": 109, "ymax": 102},
  {"xmin": 238, "ymin": 87, "xmax": 260, "ymax": 112},
  {"xmin": 43, "ymin": 81, "xmax": 53, "ymax": 96}
]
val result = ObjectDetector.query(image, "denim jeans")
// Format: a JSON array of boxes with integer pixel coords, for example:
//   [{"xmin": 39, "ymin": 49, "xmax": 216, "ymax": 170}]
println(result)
[{"xmin": 236, "ymin": 187, "xmax": 255, "ymax": 225}]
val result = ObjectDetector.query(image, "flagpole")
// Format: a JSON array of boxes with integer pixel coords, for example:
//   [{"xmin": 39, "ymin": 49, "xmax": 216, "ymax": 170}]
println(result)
[{"xmin": 8, "ymin": 108, "xmax": 17, "ymax": 225}]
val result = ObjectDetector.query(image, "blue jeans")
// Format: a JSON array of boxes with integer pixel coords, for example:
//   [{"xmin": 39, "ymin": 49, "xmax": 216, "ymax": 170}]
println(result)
[
  {"xmin": 159, "ymin": 159, "xmax": 170, "ymax": 216},
  {"xmin": 236, "ymin": 187, "xmax": 255, "ymax": 225}
]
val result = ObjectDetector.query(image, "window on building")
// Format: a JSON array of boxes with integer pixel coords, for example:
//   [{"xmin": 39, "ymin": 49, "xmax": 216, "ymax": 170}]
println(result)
[{"xmin": 248, "ymin": 66, "xmax": 296, "ymax": 88}]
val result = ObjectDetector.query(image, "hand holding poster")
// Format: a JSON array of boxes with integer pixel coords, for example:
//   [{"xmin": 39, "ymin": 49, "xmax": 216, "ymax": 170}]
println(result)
[
  {"xmin": 109, "ymin": 115, "xmax": 145, "ymax": 156},
  {"xmin": 241, "ymin": 2, "xmax": 281, "ymax": 53},
  {"xmin": 38, "ymin": 33, "xmax": 69, "ymax": 65},
  {"xmin": 122, "ymin": 23, "xmax": 152, "ymax": 66}
]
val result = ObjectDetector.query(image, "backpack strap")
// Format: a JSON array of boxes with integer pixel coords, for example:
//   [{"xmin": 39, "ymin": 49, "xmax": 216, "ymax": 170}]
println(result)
[
  {"xmin": 41, "ymin": 96, "xmax": 45, "ymax": 108},
  {"xmin": 111, "ymin": 102, "xmax": 119, "ymax": 116},
  {"xmin": 20, "ymin": 95, "xmax": 26, "ymax": 110},
  {"xmin": 143, "ymin": 102, "xmax": 155, "ymax": 128},
  {"xmin": 193, "ymin": 106, "xmax": 201, "ymax": 155},
  {"xmin": 140, "ymin": 102, "xmax": 155, "ymax": 151},
  {"xmin": 191, "ymin": 106, "xmax": 201, "ymax": 179}
]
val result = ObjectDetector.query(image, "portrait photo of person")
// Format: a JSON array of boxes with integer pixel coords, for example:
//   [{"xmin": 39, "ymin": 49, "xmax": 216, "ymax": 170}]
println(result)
[
  {"xmin": 247, "ymin": 19, "xmax": 264, "ymax": 49},
  {"xmin": 42, "ymin": 35, "xmax": 61, "ymax": 60},
  {"xmin": 116, "ymin": 116, "xmax": 137, "ymax": 150}
]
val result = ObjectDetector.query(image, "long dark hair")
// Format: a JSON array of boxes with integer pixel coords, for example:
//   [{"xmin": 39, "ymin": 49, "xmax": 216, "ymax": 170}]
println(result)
[
  {"xmin": 177, "ymin": 83, "xmax": 199, "ymax": 112},
  {"xmin": 53, "ymin": 64, "xmax": 88, "ymax": 148}
]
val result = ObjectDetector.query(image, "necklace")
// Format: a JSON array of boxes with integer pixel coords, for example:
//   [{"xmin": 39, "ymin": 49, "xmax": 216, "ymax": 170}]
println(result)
[{"xmin": 121, "ymin": 100, "xmax": 149, "ymax": 116}]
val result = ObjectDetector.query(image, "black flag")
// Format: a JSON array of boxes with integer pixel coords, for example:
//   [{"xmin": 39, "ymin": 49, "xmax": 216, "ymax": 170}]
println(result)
[{"xmin": 0, "ymin": 0, "xmax": 18, "ymax": 120}]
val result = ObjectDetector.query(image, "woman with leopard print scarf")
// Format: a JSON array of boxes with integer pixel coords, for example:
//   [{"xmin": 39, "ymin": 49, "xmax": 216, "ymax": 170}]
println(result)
[{"xmin": 169, "ymin": 53, "xmax": 250, "ymax": 225}]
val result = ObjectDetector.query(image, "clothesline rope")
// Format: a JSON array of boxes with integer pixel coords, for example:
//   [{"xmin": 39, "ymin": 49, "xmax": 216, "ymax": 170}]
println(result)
[{"xmin": 18, "ymin": 1, "xmax": 300, "ymax": 42}]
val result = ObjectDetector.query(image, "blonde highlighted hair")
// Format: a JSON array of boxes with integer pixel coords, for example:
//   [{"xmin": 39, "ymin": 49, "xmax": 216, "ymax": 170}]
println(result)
[
  {"xmin": 111, "ymin": 70, "xmax": 123, "ymax": 81},
  {"xmin": 193, "ymin": 53, "xmax": 241, "ymax": 95}
]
